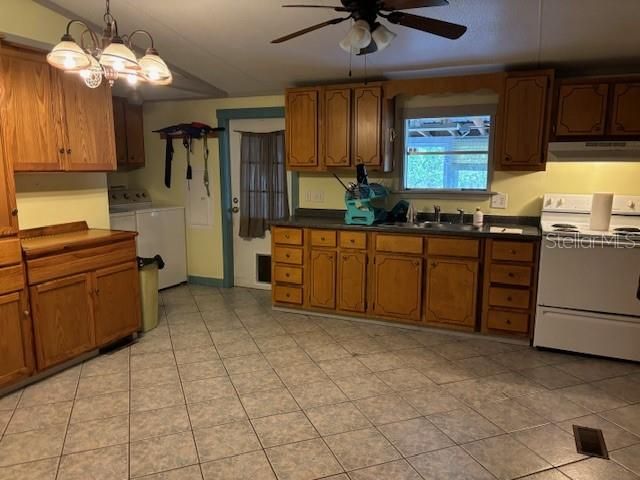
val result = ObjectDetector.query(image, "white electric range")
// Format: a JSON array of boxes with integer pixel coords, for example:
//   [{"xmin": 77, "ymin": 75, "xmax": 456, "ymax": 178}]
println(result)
[{"xmin": 534, "ymin": 194, "xmax": 640, "ymax": 361}]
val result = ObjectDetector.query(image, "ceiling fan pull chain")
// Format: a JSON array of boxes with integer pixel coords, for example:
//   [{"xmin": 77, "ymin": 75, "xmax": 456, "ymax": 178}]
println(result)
[{"xmin": 348, "ymin": 48, "xmax": 353, "ymax": 78}]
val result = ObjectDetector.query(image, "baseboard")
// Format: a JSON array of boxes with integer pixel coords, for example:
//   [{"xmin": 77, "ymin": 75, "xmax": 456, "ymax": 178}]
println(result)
[{"xmin": 188, "ymin": 276, "xmax": 226, "ymax": 288}]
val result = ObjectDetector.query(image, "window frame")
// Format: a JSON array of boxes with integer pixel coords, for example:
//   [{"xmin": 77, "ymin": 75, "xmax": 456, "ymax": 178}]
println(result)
[{"xmin": 397, "ymin": 104, "xmax": 497, "ymax": 196}]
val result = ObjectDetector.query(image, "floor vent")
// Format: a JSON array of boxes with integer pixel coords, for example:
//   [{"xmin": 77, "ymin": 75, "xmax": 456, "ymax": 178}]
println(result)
[
  {"xmin": 573, "ymin": 425, "xmax": 609, "ymax": 459},
  {"xmin": 257, "ymin": 254, "xmax": 272, "ymax": 283}
]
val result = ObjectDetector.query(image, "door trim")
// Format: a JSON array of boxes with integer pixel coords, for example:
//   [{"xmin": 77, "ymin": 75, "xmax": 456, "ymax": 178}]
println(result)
[{"xmin": 216, "ymin": 107, "xmax": 297, "ymax": 288}]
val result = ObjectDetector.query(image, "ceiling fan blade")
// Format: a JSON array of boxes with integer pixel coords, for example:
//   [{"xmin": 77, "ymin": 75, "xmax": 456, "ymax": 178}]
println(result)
[
  {"xmin": 381, "ymin": 0, "xmax": 449, "ymax": 10},
  {"xmin": 282, "ymin": 4, "xmax": 350, "ymax": 11},
  {"xmin": 271, "ymin": 17, "xmax": 350, "ymax": 44},
  {"xmin": 386, "ymin": 11, "xmax": 467, "ymax": 39}
]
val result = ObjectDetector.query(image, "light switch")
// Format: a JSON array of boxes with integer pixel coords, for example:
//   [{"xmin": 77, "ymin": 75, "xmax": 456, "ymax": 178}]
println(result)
[{"xmin": 491, "ymin": 192, "xmax": 508, "ymax": 209}]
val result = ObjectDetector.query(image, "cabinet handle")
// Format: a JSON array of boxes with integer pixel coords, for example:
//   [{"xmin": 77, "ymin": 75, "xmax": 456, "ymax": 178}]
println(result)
[
  {"xmin": 10, "ymin": 208, "xmax": 18, "ymax": 216},
  {"xmin": 285, "ymin": 234, "xmax": 290, "ymax": 239},
  {"xmin": 510, "ymin": 249, "xmax": 517, "ymax": 255},
  {"xmin": 321, "ymin": 237, "xmax": 325, "ymax": 241},
  {"xmin": 506, "ymin": 319, "xmax": 512, "ymax": 325},
  {"xmin": 285, "ymin": 273, "xmax": 290, "ymax": 278},
  {"xmin": 507, "ymin": 296, "xmax": 513, "ymax": 302},
  {"xmin": 431, "ymin": 262, "xmax": 437, "ymax": 268},
  {"xmin": 59, "ymin": 148, "xmax": 65, "ymax": 154},
  {"xmin": 285, "ymin": 253, "xmax": 290, "ymax": 258},
  {"xmin": 23, "ymin": 310, "xmax": 30, "ymax": 317},
  {"xmin": 66, "ymin": 149, "xmax": 72, "ymax": 154},
  {"xmin": 508, "ymin": 272, "xmax": 515, "ymax": 278},
  {"xmin": 285, "ymin": 293, "xmax": 290, "ymax": 298},
  {"xmin": 95, "ymin": 288, "xmax": 100, "ymax": 295},
  {"xmin": 350, "ymin": 239, "xmax": 355, "ymax": 243}
]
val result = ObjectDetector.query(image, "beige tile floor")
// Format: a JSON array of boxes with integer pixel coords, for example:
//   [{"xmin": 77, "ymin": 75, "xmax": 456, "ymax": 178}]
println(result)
[{"xmin": 1, "ymin": 284, "xmax": 640, "ymax": 480}]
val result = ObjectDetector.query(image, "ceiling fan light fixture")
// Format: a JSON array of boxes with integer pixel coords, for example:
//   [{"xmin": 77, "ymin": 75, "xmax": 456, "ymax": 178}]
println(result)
[
  {"xmin": 139, "ymin": 48, "xmax": 173, "ymax": 85},
  {"xmin": 47, "ymin": 35, "xmax": 91, "ymax": 71},
  {"xmin": 371, "ymin": 23, "xmax": 396, "ymax": 51},
  {"xmin": 350, "ymin": 19, "xmax": 372, "ymax": 49},
  {"xmin": 99, "ymin": 35, "xmax": 140, "ymax": 72}
]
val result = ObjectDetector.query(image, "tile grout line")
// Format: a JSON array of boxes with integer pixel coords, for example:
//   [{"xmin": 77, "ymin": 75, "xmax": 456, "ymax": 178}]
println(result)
[{"xmin": 54, "ymin": 365, "xmax": 81, "ymax": 480}]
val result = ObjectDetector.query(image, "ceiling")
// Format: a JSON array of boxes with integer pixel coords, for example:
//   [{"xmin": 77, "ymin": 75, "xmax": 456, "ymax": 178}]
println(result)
[{"xmin": 37, "ymin": 0, "xmax": 640, "ymax": 100}]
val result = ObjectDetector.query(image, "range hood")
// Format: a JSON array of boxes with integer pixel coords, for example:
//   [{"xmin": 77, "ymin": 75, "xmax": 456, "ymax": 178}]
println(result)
[{"xmin": 548, "ymin": 141, "xmax": 640, "ymax": 159}]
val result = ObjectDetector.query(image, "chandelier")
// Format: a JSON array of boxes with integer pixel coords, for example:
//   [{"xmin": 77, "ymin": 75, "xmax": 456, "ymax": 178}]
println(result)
[{"xmin": 46, "ymin": 0, "xmax": 172, "ymax": 89}]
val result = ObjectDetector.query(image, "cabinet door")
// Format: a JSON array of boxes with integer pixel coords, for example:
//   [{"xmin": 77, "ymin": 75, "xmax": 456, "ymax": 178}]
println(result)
[
  {"xmin": 609, "ymin": 83, "xmax": 640, "ymax": 136},
  {"xmin": 30, "ymin": 273, "xmax": 95, "ymax": 370},
  {"xmin": 0, "ymin": 137, "xmax": 18, "ymax": 236},
  {"xmin": 353, "ymin": 86, "xmax": 382, "ymax": 166},
  {"xmin": 286, "ymin": 89, "xmax": 319, "ymax": 168},
  {"xmin": 373, "ymin": 254, "xmax": 422, "ymax": 321},
  {"xmin": 125, "ymin": 103, "xmax": 146, "ymax": 167},
  {"xmin": 94, "ymin": 262, "xmax": 141, "ymax": 347},
  {"xmin": 112, "ymin": 96, "xmax": 128, "ymax": 167},
  {"xmin": 500, "ymin": 74, "xmax": 550, "ymax": 168},
  {"xmin": 0, "ymin": 47, "xmax": 64, "ymax": 171},
  {"xmin": 309, "ymin": 250, "xmax": 336, "ymax": 309},
  {"xmin": 425, "ymin": 258, "xmax": 478, "ymax": 327},
  {"xmin": 0, "ymin": 291, "xmax": 35, "ymax": 388},
  {"xmin": 337, "ymin": 251, "xmax": 366, "ymax": 313},
  {"xmin": 324, "ymin": 88, "xmax": 352, "ymax": 167},
  {"xmin": 556, "ymin": 83, "xmax": 608, "ymax": 136},
  {"xmin": 60, "ymin": 74, "xmax": 117, "ymax": 171}
]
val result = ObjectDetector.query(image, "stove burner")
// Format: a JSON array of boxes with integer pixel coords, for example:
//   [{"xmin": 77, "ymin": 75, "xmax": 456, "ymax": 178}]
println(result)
[
  {"xmin": 614, "ymin": 227, "xmax": 640, "ymax": 234},
  {"xmin": 552, "ymin": 223, "xmax": 577, "ymax": 229}
]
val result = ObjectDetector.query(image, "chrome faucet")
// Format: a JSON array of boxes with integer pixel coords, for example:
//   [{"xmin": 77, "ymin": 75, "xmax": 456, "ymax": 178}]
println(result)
[
  {"xmin": 433, "ymin": 205, "xmax": 441, "ymax": 223},
  {"xmin": 457, "ymin": 208, "xmax": 465, "ymax": 224}
]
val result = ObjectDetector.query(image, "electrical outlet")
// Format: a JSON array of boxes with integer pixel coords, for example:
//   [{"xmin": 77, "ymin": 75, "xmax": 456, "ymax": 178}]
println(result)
[
  {"xmin": 305, "ymin": 191, "xmax": 324, "ymax": 203},
  {"xmin": 491, "ymin": 192, "xmax": 508, "ymax": 209}
]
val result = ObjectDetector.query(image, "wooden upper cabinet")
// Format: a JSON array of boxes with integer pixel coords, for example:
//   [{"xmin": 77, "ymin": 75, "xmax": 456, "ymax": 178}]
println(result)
[
  {"xmin": 555, "ymin": 83, "xmax": 608, "ymax": 136},
  {"xmin": 309, "ymin": 249, "xmax": 336, "ymax": 309},
  {"xmin": 0, "ymin": 137, "xmax": 18, "ymax": 237},
  {"xmin": 125, "ymin": 103, "xmax": 146, "ymax": 167},
  {"xmin": 499, "ymin": 72, "xmax": 552, "ymax": 170},
  {"xmin": 425, "ymin": 258, "xmax": 478, "ymax": 328},
  {"xmin": 94, "ymin": 262, "xmax": 141, "ymax": 347},
  {"xmin": 0, "ymin": 291, "xmax": 35, "ymax": 388},
  {"xmin": 30, "ymin": 273, "xmax": 95, "ymax": 370},
  {"xmin": 337, "ymin": 251, "xmax": 367, "ymax": 313},
  {"xmin": 353, "ymin": 86, "xmax": 382, "ymax": 166},
  {"xmin": 324, "ymin": 88, "xmax": 352, "ymax": 167},
  {"xmin": 286, "ymin": 88, "xmax": 319, "ymax": 168},
  {"xmin": 373, "ymin": 254, "xmax": 422, "ymax": 322},
  {"xmin": 61, "ymin": 74, "xmax": 117, "ymax": 171},
  {"xmin": 113, "ymin": 96, "xmax": 128, "ymax": 167},
  {"xmin": 609, "ymin": 83, "xmax": 640, "ymax": 135},
  {"xmin": 0, "ymin": 46, "xmax": 64, "ymax": 171}
]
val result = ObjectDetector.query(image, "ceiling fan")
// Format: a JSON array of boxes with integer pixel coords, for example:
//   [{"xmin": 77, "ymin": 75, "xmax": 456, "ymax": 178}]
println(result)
[{"xmin": 271, "ymin": 0, "xmax": 467, "ymax": 55}]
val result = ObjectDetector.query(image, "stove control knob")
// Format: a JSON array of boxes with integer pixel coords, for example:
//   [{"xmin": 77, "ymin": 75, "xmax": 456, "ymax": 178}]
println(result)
[
  {"xmin": 545, "ymin": 197, "xmax": 553, "ymax": 207},
  {"xmin": 124, "ymin": 194, "xmax": 130, "ymax": 200},
  {"xmin": 628, "ymin": 200, "xmax": 636, "ymax": 210},
  {"xmin": 557, "ymin": 198, "xmax": 564, "ymax": 207}
]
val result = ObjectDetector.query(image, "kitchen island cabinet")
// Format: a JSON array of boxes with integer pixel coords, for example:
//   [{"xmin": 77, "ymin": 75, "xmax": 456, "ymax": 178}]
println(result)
[{"xmin": 271, "ymin": 224, "xmax": 539, "ymax": 338}]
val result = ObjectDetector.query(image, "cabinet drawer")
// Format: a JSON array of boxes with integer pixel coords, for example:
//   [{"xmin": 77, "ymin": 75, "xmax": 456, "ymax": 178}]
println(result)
[
  {"xmin": 273, "ymin": 228, "xmax": 303, "ymax": 246},
  {"xmin": 273, "ymin": 247, "xmax": 303, "ymax": 265},
  {"xmin": 489, "ymin": 287, "xmax": 530, "ymax": 309},
  {"xmin": 0, "ymin": 238, "xmax": 21, "ymax": 267},
  {"xmin": 427, "ymin": 237, "xmax": 479, "ymax": 258},
  {"xmin": 487, "ymin": 309, "xmax": 529, "ymax": 333},
  {"xmin": 0, "ymin": 264, "xmax": 24, "ymax": 295},
  {"xmin": 26, "ymin": 240, "xmax": 137, "ymax": 285},
  {"xmin": 375, "ymin": 235, "xmax": 422, "ymax": 255},
  {"xmin": 339, "ymin": 231, "xmax": 367, "ymax": 250},
  {"xmin": 274, "ymin": 265, "xmax": 303, "ymax": 285},
  {"xmin": 273, "ymin": 285, "xmax": 303, "ymax": 305},
  {"xmin": 490, "ymin": 264, "xmax": 532, "ymax": 286},
  {"xmin": 310, "ymin": 230, "xmax": 337, "ymax": 248},
  {"xmin": 491, "ymin": 241, "xmax": 534, "ymax": 262}
]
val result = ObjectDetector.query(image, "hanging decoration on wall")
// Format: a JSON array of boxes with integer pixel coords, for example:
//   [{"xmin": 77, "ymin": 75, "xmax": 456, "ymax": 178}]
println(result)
[
  {"xmin": 46, "ymin": 0, "xmax": 172, "ymax": 89},
  {"xmin": 153, "ymin": 123, "xmax": 223, "ymax": 195}
]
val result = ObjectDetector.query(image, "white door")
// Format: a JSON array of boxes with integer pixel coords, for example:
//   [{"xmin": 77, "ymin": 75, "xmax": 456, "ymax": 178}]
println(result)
[{"xmin": 230, "ymin": 118, "xmax": 289, "ymax": 289}]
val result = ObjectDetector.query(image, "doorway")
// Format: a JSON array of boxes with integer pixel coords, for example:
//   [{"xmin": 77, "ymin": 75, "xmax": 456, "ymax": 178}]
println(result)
[{"xmin": 229, "ymin": 117, "xmax": 289, "ymax": 289}]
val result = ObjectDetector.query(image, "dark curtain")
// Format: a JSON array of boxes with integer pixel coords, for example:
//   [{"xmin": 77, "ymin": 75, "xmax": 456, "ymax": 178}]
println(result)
[{"xmin": 239, "ymin": 130, "xmax": 289, "ymax": 238}]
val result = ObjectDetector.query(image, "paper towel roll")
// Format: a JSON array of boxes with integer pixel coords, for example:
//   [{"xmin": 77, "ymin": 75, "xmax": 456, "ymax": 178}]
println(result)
[{"xmin": 590, "ymin": 192, "xmax": 614, "ymax": 231}]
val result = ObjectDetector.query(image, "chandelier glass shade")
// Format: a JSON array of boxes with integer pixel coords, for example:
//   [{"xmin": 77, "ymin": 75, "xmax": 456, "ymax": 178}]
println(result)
[{"xmin": 47, "ymin": 0, "xmax": 172, "ymax": 89}]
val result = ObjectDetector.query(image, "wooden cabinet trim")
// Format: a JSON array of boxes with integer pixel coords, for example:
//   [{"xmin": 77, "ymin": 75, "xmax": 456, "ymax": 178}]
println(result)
[
  {"xmin": 309, "ymin": 249, "xmax": 336, "ymax": 309},
  {"xmin": 286, "ymin": 88, "xmax": 320, "ymax": 169},
  {"xmin": 0, "ymin": 237, "xmax": 22, "ymax": 267},
  {"xmin": 274, "ymin": 265, "xmax": 303, "ymax": 285},
  {"xmin": 274, "ymin": 285, "xmax": 303, "ymax": 305},
  {"xmin": 0, "ymin": 264, "xmax": 25, "ymax": 296},
  {"xmin": 488, "ymin": 286, "xmax": 531, "ymax": 309},
  {"xmin": 487, "ymin": 308, "xmax": 529, "ymax": 333},
  {"xmin": 491, "ymin": 241, "xmax": 534, "ymax": 262},
  {"xmin": 372, "ymin": 254, "xmax": 422, "ymax": 321},
  {"xmin": 425, "ymin": 258, "xmax": 478, "ymax": 328}
]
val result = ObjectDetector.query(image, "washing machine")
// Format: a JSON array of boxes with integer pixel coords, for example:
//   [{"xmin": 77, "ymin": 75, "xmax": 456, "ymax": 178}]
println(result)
[{"xmin": 109, "ymin": 188, "xmax": 187, "ymax": 289}]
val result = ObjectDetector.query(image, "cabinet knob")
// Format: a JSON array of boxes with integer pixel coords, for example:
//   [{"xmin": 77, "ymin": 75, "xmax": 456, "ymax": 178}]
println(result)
[
  {"xmin": 321, "ymin": 237, "xmax": 325, "ymax": 241},
  {"xmin": 507, "ymin": 296, "xmax": 513, "ymax": 302},
  {"xmin": 506, "ymin": 319, "xmax": 512, "ymax": 325},
  {"xmin": 285, "ymin": 293, "xmax": 290, "ymax": 298},
  {"xmin": 350, "ymin": 239, "xmax": 355, "ymax": 243},
  {"xmin": 285, "ymin": 253, "xmax": 290, "ymax": 258},
  {"xmin": 510, "ymin": 249, "xmax": 516, "ymax": 255},
  {"xmin": 23, "ymin": 310, "xmax": 30, "ymax": 317},
  {"xmin": 10, "ymin": 208, "xmax": 18, "ymax": 216},
  {"xmin": 508, "ymin": 272, "xmax": 515, "ymax": 278},
  {"xmin": 67, "ymin": 149, "xmax": 72, "ymax": 154},
  {"xmin": 285, "ymin": 273, "xmax": 290, "ymax": 278},
  {"xmin": 59, "ymin": 148, "xmax": 65, "ymax": 154},
  {"xmin": 95, "ymin": 288, "xmax": 100, "ymax": 295},
  {"xmin": 285, "ymin": 234, "xmax": 290, "ymax": 239}
]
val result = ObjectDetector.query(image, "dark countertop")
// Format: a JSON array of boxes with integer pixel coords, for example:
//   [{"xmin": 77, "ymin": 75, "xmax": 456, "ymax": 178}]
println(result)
[{"xmin": 271, "ymin": 209, "xmax": 541, "ymax": 240}]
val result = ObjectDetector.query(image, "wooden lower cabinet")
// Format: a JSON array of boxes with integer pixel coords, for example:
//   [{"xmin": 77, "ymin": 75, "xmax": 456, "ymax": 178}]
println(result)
[
  {"xmin": 337, "ymin": 251, "xmax": 367, "ymax": 313},
  {"xmin": 0, "ymin": 290, "xmax": 35, "ymax": 388},
  {"xmin": 372, "ymin": 254, "xmax": 422, "ymax": 322},
  {"xmin": 94, "ymin": 262, "xmax": 141, "ymax": 347},
  {"xmin": 425, "ymin": 258, "xmax": 478, "ymax": 328},
  {"xmin": 30, "ymin": 273, "xmax": 95, "ymax": 370},
  {"xmin": 309, "ymin": 250, "xmax": 336, "ymax": 309}
]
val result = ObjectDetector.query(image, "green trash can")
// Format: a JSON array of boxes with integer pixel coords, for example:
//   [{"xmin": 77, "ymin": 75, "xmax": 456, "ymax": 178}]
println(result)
[{"xmin": 138, "ymin": 256, "xmax": 165, "ymax": 333}]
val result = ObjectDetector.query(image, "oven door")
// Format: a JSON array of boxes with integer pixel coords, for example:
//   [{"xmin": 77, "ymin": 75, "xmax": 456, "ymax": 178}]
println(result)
[{"xmin": 537, "ymin": 236, "xmax": 640, "ymax": 317}]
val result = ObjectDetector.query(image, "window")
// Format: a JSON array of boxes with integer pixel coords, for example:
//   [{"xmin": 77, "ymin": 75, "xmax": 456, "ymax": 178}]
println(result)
[{"xmin": 402, "ymin": 112, "xmax": 492, "ymax": 192}]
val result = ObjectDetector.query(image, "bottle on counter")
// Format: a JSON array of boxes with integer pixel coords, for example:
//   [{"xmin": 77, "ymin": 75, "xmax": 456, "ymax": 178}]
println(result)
[{"xmin": 473, "ymin": 207, "xmax": 484, "ymax": 228}]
